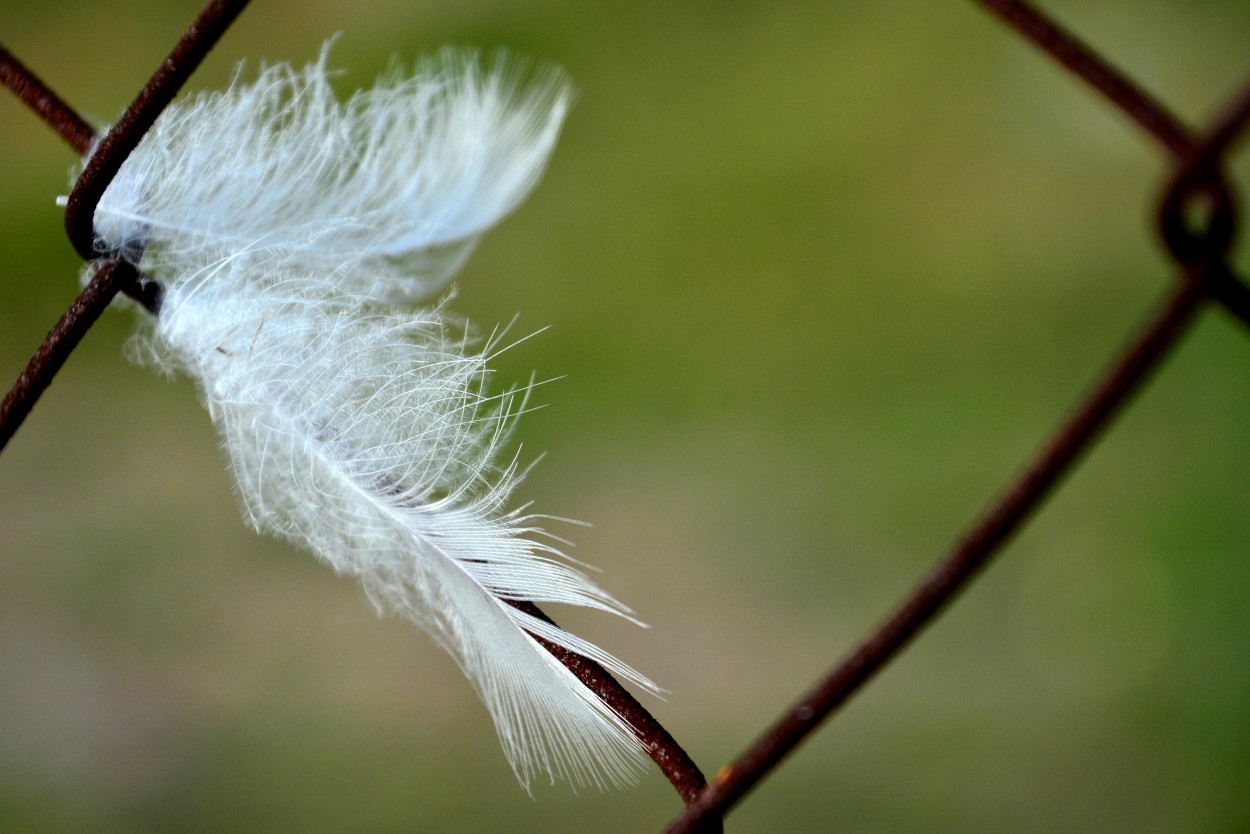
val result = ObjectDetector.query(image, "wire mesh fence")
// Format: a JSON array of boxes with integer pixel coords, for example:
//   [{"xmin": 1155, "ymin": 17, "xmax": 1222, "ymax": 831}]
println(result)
[{"xmin": 2, "ymin": 2, "xmax": 1248, "ymax": 831}]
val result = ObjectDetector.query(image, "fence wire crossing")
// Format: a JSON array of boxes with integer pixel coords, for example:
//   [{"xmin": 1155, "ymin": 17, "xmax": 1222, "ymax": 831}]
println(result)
[{"xmin": 0, "ymin": 1, "xmax": 1246, "ymax": 831}]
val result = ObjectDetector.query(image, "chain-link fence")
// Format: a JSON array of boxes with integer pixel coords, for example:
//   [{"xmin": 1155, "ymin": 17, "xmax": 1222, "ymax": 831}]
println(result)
[{"xmin": 3, "ymin": 2, "xmax": 1247, "ymax": 831}]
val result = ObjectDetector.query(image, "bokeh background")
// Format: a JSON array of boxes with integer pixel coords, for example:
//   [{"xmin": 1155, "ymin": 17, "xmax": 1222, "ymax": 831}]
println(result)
[{"xmin": 2, "ymin": 2, "xmax": 1249, "ymax": 832}]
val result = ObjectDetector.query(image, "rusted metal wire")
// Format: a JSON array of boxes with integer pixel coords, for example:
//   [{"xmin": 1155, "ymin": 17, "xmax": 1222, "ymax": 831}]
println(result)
[
  {"xmin": 665, "ymin": 271, "xmax": 1216, "ymax": 834},
  {"xmin": 0, "ymin": 1, "xmax": 713, "ymax": 820},
  {"xmin": 976, "ymin": 0, "xmax": 1192, "ymax": 156},
  {"xmin": 0, "ymin": 256, "xmax": 138, "ymax": 452},
  {"xmin": 0, "ymin": 44, "xmax": 94, "ymax": 154},
  {"xmin": 664, "ymin": 2, "xmax": 1250, "ymax": 831}
]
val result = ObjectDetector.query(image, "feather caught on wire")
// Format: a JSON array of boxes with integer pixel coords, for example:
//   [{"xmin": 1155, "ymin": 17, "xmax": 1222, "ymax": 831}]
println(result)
[{"xmin": 71, "ymin": 41, "xmax": 655, "ymax": 790}]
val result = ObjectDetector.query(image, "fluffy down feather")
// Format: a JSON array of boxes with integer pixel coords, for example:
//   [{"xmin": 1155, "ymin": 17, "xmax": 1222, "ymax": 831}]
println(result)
[{"xmin": 74, "ymin": 41, "xmax": 653, "ymax": 790}]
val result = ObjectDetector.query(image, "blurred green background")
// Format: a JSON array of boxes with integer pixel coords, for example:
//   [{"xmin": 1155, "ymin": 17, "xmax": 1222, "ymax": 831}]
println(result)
[{"xmin": 2, "ymin": 2, "xmax": 1249, "ymax": 832}]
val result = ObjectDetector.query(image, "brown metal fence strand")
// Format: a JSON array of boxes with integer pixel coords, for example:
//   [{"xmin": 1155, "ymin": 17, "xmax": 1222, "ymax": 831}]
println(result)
[
  {"xmin": 1154, "ymin": 80, "xmax": 1250, "ymax": 322},
  {"xmin": 0, "ymin": 256, "xmax": 138, "ymax": 453},
  {"xmin": 975, "ymin": 0, "xmax": 1192, "ymax": 156},
  {"xmin": 664, "ymin": 267, "xmax": 1219, "ymax": 834},
  {"xmin": 0, "ymin": 4, "xmax": 715, "ymax": 819},
  {"xmin": 0, "ymin": 44, "xmax": 94, "ymax": 155}
]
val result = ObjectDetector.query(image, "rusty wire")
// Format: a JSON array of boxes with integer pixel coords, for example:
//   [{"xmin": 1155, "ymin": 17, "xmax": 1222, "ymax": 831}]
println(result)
[
  {"xmin": 0, "ymin": 255, "xmax": 138, "ymax": 451},
  {"xmin": 0, "ymin": 43, "xmax": 94, "ymax": 155},
  {"xmin": 2, "ymin": 1, "xmax": 1248, "ymax": 831}
]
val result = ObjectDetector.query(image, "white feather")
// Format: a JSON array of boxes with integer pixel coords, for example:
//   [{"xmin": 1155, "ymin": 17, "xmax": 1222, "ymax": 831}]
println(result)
[
  {"xmin": 73, "ymin": 40, "xmax": 654, "ymax": 790},
  {"xmin": 137, "ymin": 267, "xmax": 656, "ymax": 790},
  {"xmin": 81, "ymin": 41, "xmax": 572, "ymax": 304}
]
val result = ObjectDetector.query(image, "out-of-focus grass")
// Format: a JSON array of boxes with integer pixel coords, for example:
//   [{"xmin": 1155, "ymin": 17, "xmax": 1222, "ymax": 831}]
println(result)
[{"xmin": 2, "ymin": 2, "xmax": 1249, "ymax": 832}]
